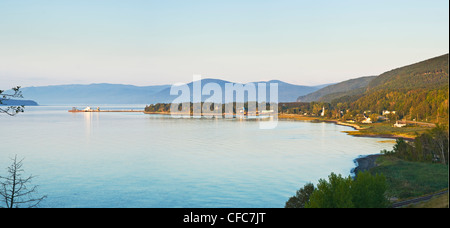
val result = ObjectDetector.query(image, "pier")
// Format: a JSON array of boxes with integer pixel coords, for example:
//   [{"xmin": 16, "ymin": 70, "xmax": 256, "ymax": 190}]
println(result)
[{"xmin": 68, "ymin": 107, "xmax": 144, "ymax": 113}]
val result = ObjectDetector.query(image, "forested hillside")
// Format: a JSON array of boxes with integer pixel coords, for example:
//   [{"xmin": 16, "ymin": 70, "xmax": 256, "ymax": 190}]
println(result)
[
  {"xmin": 297, "ymin": 76, "xmax": 376, "ymax": 102},
  {"xmin": 367, "ymin": 54, "xmax": 448, "ymax": 91},
  {"xmin": 346, "ymin": 54, "xmax": 449, "ymax": 123},
  {"xmin": 287, "ymin": 54, "xmax": 449, "ymax": 124}
]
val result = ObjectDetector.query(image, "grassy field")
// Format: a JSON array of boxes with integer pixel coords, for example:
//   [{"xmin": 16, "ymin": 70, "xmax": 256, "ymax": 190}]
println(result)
[
  {"xmin": 370, "ymin": 156, "xmax": 448, "ymax": 200},
  {"xmin": 406, "ymin": 193, "xmax": 449, "ymax": 208},
  {"xmin": 278, "ymin": 114, "xmax": 432, "ymax": 140},
  {"xmin": 343, "ymin": 122, "xmax": 430, "ymax": 140}
]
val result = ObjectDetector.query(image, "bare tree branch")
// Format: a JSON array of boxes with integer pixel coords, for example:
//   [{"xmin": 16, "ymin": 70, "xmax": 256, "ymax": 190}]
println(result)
[
  {"xmin": 0, "ymin": 86, "xmax": 25, "ymax": 116},
  {"xmin": 0, "ymin": 155, "xmax": 47, "ymax": 208}
]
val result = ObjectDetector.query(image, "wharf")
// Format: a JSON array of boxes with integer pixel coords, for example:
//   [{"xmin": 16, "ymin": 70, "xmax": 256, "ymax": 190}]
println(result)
[{"xmin": 69, "ymin": 107, "xmax": 143, "ymax": 113}]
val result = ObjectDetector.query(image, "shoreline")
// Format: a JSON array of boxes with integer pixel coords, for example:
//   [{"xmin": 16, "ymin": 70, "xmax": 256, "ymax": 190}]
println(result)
[
  {"xmin": 278, "ymin": 114, "xmax": 415, "ymax": 141},
  {"xmin": 351, "ymin": 154, "xmax": 382, "ymax": 176},
  {"xmin": 343, "ymin": 132, "xmax": 415, "ymax": 141},
  {"xmin": 278, "ymin": 114, "xmax": 363, "ymax": 129},
  {"xmin": 144, "ymin": 112, "xmax": 416, "ymax": 141}
]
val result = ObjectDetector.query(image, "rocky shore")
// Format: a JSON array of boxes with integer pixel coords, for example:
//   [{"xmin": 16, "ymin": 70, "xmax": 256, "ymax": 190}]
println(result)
[{"xmin": 351, "ymin": 154, "xmax": 382, "ymax": 176}]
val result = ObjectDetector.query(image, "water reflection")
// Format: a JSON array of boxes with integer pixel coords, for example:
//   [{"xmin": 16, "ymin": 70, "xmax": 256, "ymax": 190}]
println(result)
[{"xmin": 84, "ymin": 112, "xmax": 99, "ymax": 138}]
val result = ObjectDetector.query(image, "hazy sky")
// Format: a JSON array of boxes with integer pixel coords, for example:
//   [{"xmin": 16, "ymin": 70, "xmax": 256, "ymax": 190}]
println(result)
[{"xmin": 0, "ymin": 0, "xmax": 448, "ymax": 88}]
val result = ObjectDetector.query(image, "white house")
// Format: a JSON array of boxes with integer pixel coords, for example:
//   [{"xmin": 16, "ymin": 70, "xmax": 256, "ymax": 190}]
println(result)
[
  {"xmin": 393, "ymin": 121, "xmax": 407, "ymax": 128},
  {"xmin": 383, "ymin": 110, "xmax": 396, "ymax": 115},
  {"xmin": 362, "ymin": 117, "xmax": 372, "ymax": 124},
  {"xmin": 261, "ymin": 110, "xmax": 274, "ymax": 114}
]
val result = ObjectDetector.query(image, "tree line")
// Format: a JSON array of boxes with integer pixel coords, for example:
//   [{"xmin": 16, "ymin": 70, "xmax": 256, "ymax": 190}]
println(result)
[
  {"xmin": 145, "ymin": 102, "xmax": 277, "ymax": 114},
  {"xmin": 285, "ymin": 171, "xmax": 389, "ymax": 208},
  {"xmin": 381, "ymin": 125, "xmax": 449, "ymax": 165},
  {"xmin": 286, "ymin": 124, "xmax": 448, "ymax": 208}
]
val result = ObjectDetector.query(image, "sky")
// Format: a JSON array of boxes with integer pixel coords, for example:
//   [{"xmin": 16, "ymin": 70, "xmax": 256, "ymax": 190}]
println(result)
[{"xmin": 0, "ymin": 0, "xmax": 448, "ymax": 88}]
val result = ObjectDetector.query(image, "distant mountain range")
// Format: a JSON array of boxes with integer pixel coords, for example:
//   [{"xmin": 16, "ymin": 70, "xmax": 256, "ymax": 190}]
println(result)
[
  {"xmin": 155, "ymin": 79, "xmax": 330, "ymax": 103},
  {"xmin": 18, "ymin": 79, "xmax": 329, "ymax": 105},
  {"xmin": 11, "ymin": 53, "xmax": 448, "ymax": 108},
  {"xmin": 19, "ymin": 83, "xmax": 170, "ymax": 105}
]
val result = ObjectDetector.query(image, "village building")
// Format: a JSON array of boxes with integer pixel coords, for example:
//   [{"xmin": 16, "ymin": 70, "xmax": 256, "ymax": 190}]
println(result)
[
  {"xmin": 383, "ymin": 110, "xmax": 396, "ymax": 115},
  {"xmin": 362, "ymin": 117, "xmax": 372, "ymax": 124},
  {"xmin": 393, "ymin": 121, "xmax": 407, "ymax": 128}
]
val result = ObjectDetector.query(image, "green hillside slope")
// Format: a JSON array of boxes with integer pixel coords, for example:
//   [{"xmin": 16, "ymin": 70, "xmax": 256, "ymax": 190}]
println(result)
[
  {"xmin": 297, "ymin": 76, "xmax": 376, "ymax": 102},
  {"xmin": 284, "ymin": 54, "xmax": 449, "ymax": 125},
  {"xmin": 367, "ymin": 54, "xmax": 448, "ymax": 91},
  {"xmin": 340, "ymin": 54, "xmax": 449, "ymax": 123}
]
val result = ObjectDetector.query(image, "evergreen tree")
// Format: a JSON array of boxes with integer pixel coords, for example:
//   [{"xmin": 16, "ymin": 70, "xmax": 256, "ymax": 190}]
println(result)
[{"xmin": 285, "ymin": 183, "xmax": 315, "ymax": 208}]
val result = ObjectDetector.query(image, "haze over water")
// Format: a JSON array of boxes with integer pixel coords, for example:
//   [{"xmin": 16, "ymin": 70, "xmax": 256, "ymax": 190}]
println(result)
[{"xmin": 0, "ymin": 105, "xmax": 393, "ymax": 208}]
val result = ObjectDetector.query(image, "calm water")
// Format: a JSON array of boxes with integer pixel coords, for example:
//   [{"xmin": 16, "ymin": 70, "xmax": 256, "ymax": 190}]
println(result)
[{"xmin": 0, "ymin": 105, "xmax": 393, "ymax": 208}]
